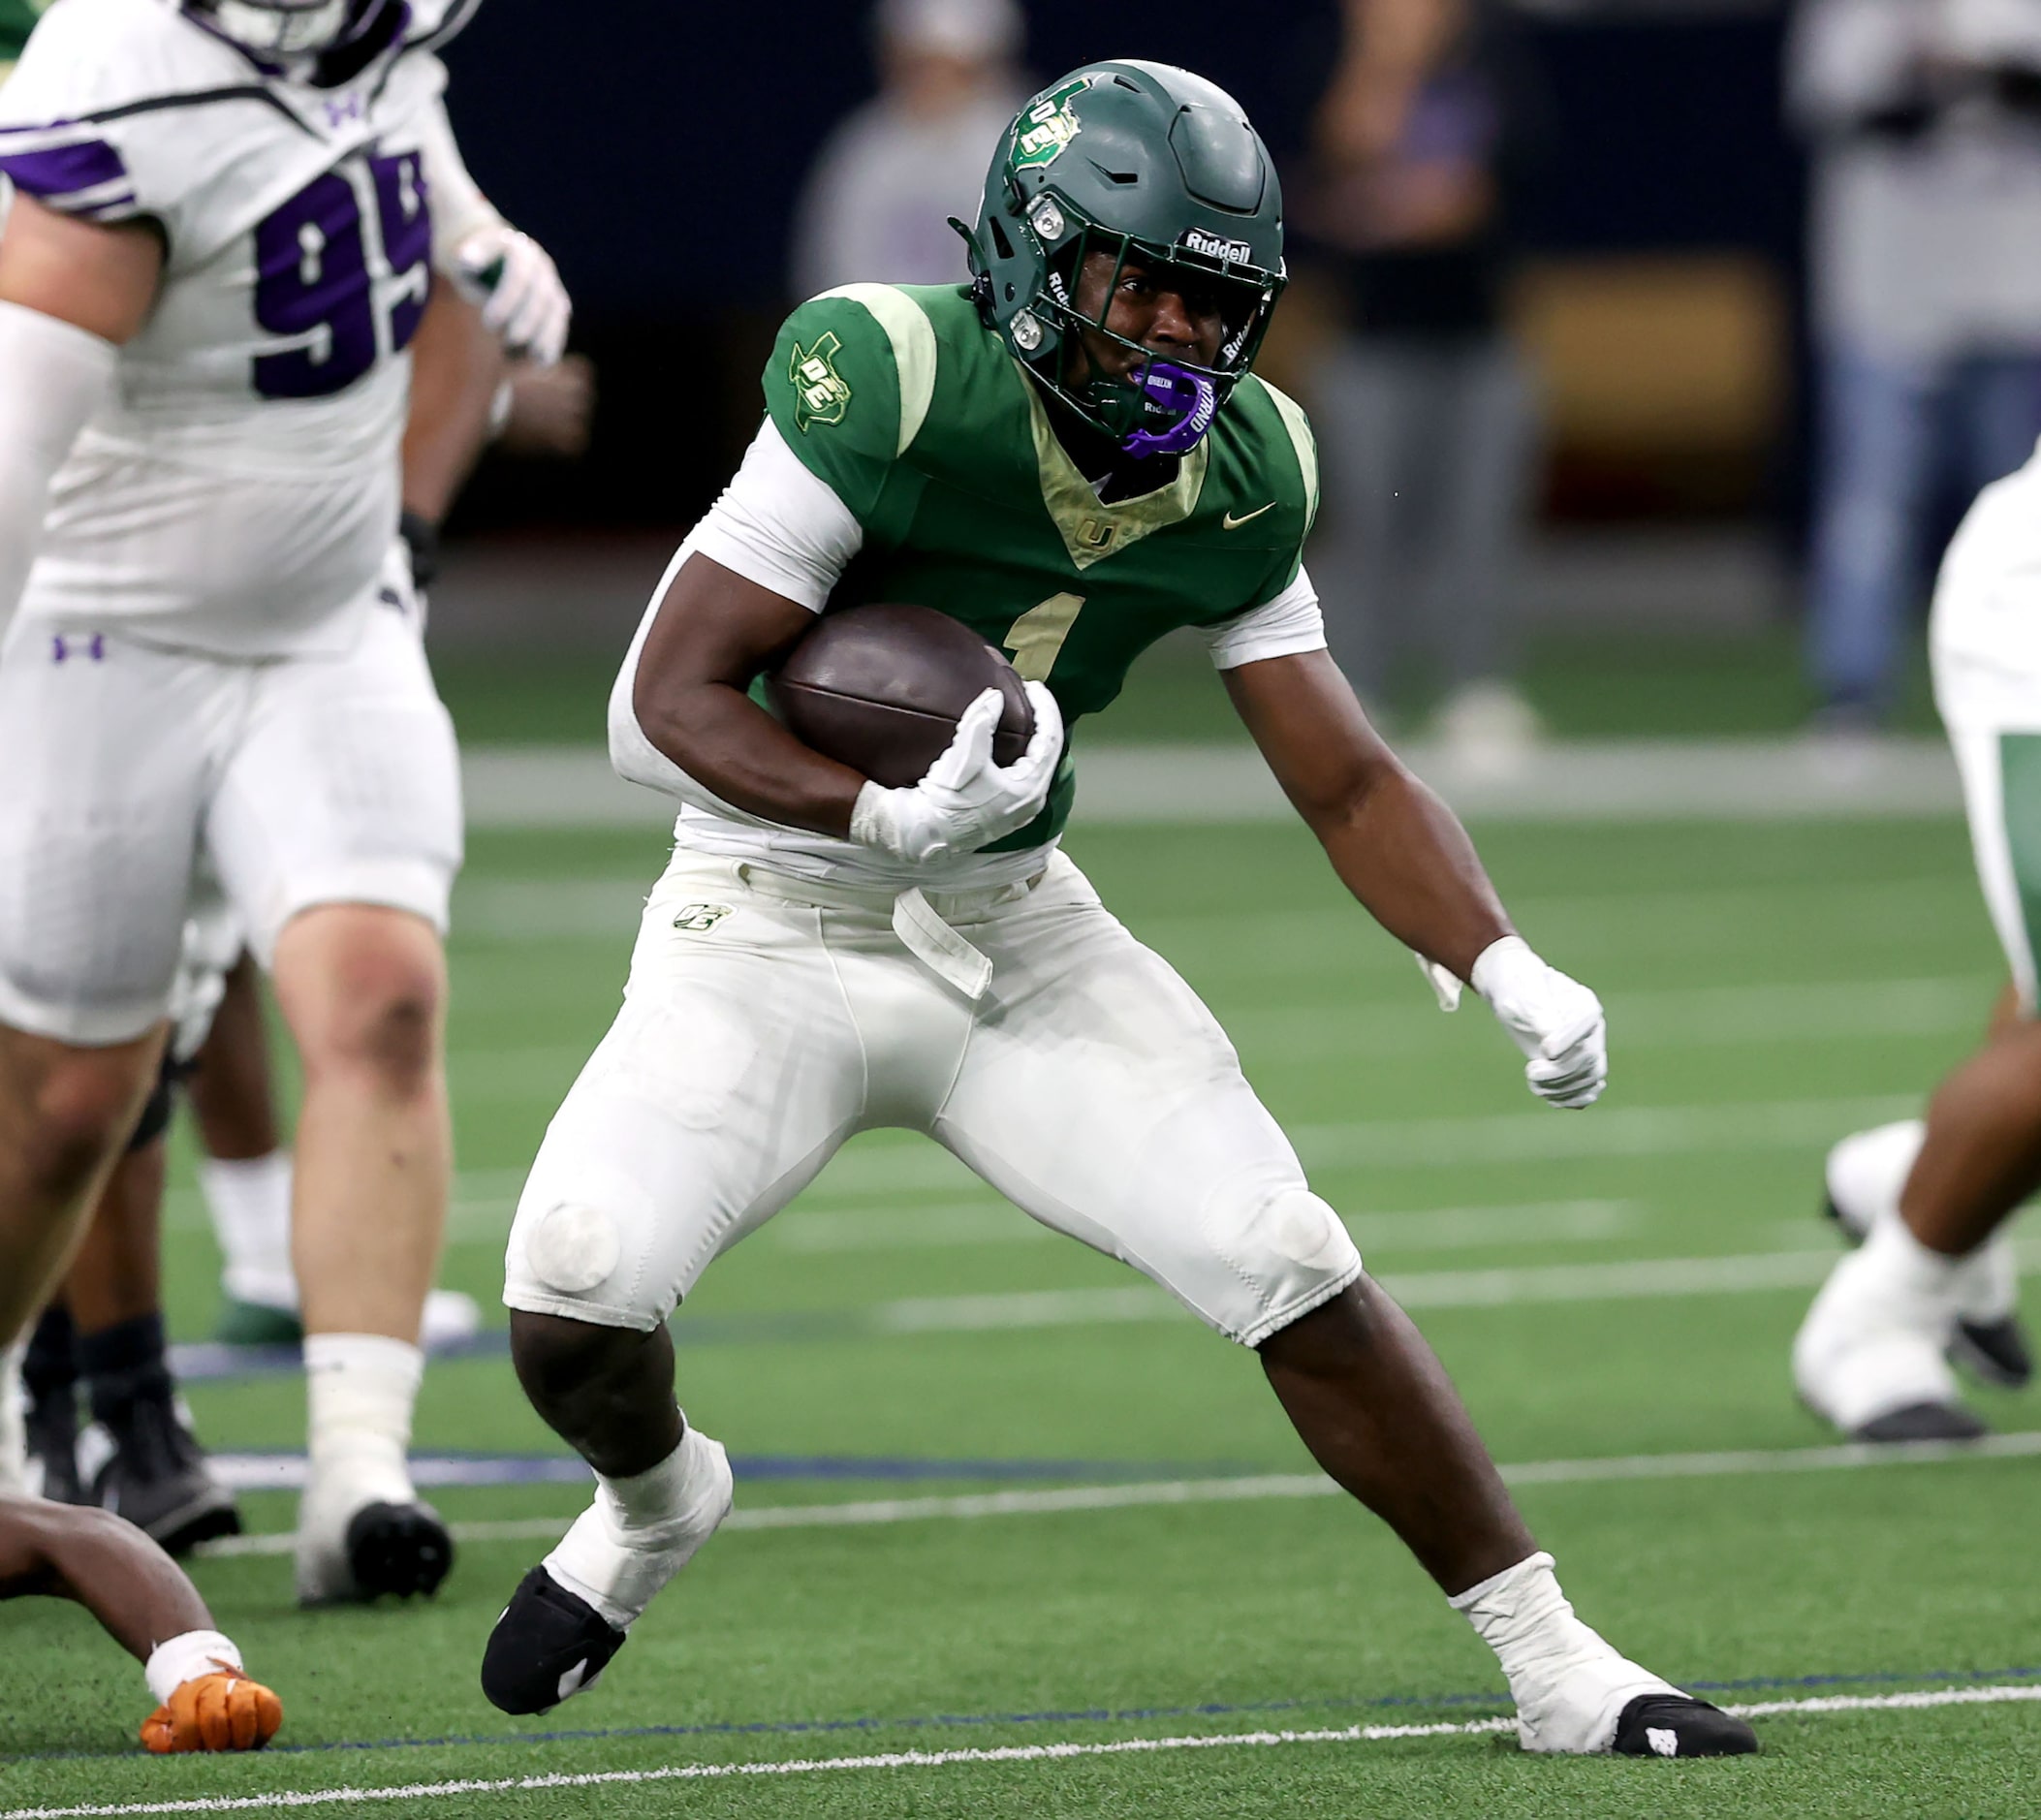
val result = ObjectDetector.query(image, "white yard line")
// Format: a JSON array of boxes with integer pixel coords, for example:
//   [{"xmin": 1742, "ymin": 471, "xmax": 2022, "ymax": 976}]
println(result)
[
  {"xmin": 5, "ymin": 1683, "xmax": 2034, "ymax": 1817},
  {"xmin": 199, "ymin": 1430, "xmax": 2041, "ymax": 1559},
  {"xmin": 770, "ymin": 1199, "xmax": 1642, "ymax": 1256},
  {"xmin": 460, "ymin": 738, "xmax": 1963, "ymax": 832}
]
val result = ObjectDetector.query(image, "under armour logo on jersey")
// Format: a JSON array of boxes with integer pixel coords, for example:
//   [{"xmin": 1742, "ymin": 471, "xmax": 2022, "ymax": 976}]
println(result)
[
  {"xmin": 324, "ymin": 93, "xmax": 364, "ymax": 129},
  {"xmin": 50, "ymin": 634, "xmax": 106, "ymax": 664}
]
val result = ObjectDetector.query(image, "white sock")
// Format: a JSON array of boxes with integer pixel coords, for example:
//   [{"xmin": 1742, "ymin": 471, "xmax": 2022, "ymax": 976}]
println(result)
[
  {"xmin": 303, "ymin": 1333, "xmax": 422, "ymax": 1508},
  {"xmin": 202, "ymin": 1152, "xmax": 297, "ymax": 1308},
  {"xmin": 0, "ymin": 1340, "xmax": 25, "ymax": 1495},
  {"xmin": 1451, "ymin": 1552, "xmax": 1672, "ymax": 1753},
  {"xmin": 546, "ymin": 1423, "xmax": 734, "ymax": 1632}
]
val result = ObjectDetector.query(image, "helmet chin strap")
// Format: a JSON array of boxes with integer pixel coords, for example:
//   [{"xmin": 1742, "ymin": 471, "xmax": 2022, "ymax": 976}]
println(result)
[{"xmin": 1118, "ymin": 361, "xmax": 1217, "ymax": 458}]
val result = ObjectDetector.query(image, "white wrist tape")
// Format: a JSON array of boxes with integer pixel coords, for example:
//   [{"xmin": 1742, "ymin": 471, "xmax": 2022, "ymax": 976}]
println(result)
[
  {"xmin": 0, "ymin": 299, "xmax": 115, "ymax": 631},
  {"xmin": 144, "ymin": 1630, "xmax": 242, "ymax": 1706}
]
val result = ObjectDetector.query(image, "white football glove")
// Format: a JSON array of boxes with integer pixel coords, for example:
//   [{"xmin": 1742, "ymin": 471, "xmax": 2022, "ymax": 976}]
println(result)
[
  {"xmin": 850, "ymin": 684, "xmax": 1064, "ymax": 866},
  {"xmin": 455, "ymin": 224, "xmax": 571, "ymax": 366},
  {"xmin": 1470, "ymin": 935, "xmax": 1608, "ymax": 1110}
]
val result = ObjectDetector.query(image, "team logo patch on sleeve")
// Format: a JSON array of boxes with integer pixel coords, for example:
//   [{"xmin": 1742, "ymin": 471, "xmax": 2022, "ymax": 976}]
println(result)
[
  {"xmin": 790, "ymin": 332, "xmax": 853, "ymax": 432},
  {"xmin": 1011, "ymin": 76, "xmax": 1091, "ymax": 172}
]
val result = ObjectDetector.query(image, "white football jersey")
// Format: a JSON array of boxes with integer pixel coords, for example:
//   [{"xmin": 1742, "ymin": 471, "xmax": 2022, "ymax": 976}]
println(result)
[{"xmin": 0, "ymin": 0, "xmax": 486, "ymax": 656}]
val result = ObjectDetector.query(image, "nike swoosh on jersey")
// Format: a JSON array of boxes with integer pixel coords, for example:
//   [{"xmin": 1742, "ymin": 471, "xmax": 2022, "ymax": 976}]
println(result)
[{"xmin": 1222, "ymin": 503, "xmax": 1276, "ymax": 529}]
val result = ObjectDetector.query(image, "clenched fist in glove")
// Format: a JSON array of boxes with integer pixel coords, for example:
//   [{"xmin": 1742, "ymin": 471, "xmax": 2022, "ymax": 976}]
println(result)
[
  {"xmin": 141, "ymin": 1632, "xmax": 282, "ymax": 1754},
  {"xmin": 850, "ymin": 684, "xmax": 1064, "ymax": 865},
  {"xmin": 1469, "ymin": 935, "xmax": 1608, "ymax": 1109},
  {"xmin": 455, "ymin": 224, "xmax": 572, "ymax": 366}
]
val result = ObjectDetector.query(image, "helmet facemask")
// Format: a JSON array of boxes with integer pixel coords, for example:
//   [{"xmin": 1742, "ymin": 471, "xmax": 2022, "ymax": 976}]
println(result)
[
  {"xmin": 1018, "ymin": 206, "xmax": 1282, "ymax": 456},
  {"xmin": 190, "ymin": 0, "xmax": 380, "ymax": 58}
]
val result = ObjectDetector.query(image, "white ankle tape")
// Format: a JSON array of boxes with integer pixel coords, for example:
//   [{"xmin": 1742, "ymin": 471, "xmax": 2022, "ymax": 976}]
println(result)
[{"xmin": 546, "ymin": 1427, "xmax": 734, "ymax": 1632}]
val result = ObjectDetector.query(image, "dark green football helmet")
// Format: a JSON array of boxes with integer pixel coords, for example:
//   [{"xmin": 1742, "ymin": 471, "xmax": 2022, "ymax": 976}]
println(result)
[{"xmin": 957, "ymin": 60, "xmax": 1286, "ymax": 456}]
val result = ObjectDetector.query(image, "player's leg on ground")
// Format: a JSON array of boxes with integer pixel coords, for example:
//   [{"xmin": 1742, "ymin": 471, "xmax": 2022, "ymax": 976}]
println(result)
[
  {"xmin": 0, "ymin": 1024, "xmax": 160, "ymax": 1495},
  {"xmin": 1798, "ymin": 686, "xmax": 2041, "ymax": 1433},
  {"xmin": 63, "ymin": 1106, "xmax": 240, "ymax": 1553},
  {"xmin": 202, "ymin": 595, "xmax": 466, "ymax": 1601},
  {"xmin": 933, "ymin": 861, "xmax": 1753, "ymax": 1756},
  {"xmin": 193, "ymin": 950, "xmax": 483, "ymax": 1350},
  {"xmin": 188, "ymin": 952, "xmax": 298, "ymax": 1343},
  {"xmin": 0, "ymin": 1024, "xmax": 163, "ymax": 1349},
  {"xmin": 269, "ymin": 902, "xmax": 453, "ymax": 1602},
  {"xmin": 485, "ymin": 857, "xmax": 870, "ymax": 1712}
]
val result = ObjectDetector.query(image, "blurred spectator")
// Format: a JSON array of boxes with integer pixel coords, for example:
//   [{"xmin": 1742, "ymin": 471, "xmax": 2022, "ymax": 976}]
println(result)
[
  {"xmin": 1305, "ymin": 0, "xmax": 1546, "ymax": 764},
  {"xmin": 789, "ymin": 0, "xmax": 1026, "ymax": 299},
  {"xmin": 1796, "ymin": 0, "xmax": 2041, "ymax": 728}
]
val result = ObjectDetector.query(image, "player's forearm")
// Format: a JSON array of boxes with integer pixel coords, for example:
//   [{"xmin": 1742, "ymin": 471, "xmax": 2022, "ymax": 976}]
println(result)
[
  {"xmin": 400, "ymin": 279, "xmax": 506, "ymax": 525},
  {"xmin": 1310, "ymin": 766, "xmax": 1514, "ymax": 981},
  {"xmin": 0, "ymin": 1503, "xmax": 211, "ymax": 1662},
  {"xmin": 631, "ymin": 675, "xmax": 864, "ymax": 838}
]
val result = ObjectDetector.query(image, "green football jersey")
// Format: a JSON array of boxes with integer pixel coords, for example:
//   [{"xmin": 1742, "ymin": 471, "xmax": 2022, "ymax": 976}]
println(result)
[
  {"xmin": 765, "ymin": 282, "xmax": 1319, "ymax": 851},
  {"xmin": 0, "ymin": 0, "xmax": 49, "ymax": 79}
]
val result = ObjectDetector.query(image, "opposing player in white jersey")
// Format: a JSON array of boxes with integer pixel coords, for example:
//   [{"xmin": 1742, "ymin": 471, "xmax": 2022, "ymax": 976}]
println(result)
[
  {"xmin": 1796, "ymin": 441, "xmax": 2041, "ymax": 1439},
  {"xmin": 0, "ymin": 0, "xmax": 569, "ymax": 1605}
]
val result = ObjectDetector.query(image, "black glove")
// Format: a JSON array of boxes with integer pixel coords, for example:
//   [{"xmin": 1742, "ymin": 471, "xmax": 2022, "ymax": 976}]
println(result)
[{"xmin": 398, "ymin": 510, "xmax": 441, "ymax": 592}]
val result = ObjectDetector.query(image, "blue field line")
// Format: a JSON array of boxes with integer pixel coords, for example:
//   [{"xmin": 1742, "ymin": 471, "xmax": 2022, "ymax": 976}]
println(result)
[{"xmin": 17, "ymin": 1663, "xmax": 2033, "ymax": 1765}]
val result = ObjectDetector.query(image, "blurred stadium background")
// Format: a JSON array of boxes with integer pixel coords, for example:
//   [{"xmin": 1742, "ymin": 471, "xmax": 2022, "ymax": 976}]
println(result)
[{"xmin": 429, "ymin": 0, "xmax": 1829, "ymax": 728}]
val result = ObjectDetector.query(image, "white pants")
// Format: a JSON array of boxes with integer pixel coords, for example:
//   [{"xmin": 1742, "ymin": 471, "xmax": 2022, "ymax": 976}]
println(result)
[
  {"xmin": 0, "ymin": 575, "xmax": 462, "ymax": 1046},
  {"xmin": 505, "ymin": 850, "xmax": 1363, "ymax": 1347},
  {"xmin": 1932, "ymin": 445, "xmax": 2041, "ymax": 1009}
]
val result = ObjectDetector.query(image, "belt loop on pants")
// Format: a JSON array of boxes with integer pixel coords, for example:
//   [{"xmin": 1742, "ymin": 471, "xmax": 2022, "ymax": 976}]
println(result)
[{"xmin": 892, "ymin": 888, "xmax": 993, "ymax": 1001}]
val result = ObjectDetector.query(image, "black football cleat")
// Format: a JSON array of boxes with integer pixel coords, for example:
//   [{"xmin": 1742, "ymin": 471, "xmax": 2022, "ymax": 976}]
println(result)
[
  {"xmin": 88, "ymin": 1396, "xmax": 241, "ymax": 1557},
  {"xmin": 346, "ymin": 1501, "xmax": 455, "ymax": 1600},
  {"xmin": 1949, "ymin": 1315, "xmax": 2034, "ymax": 1391},
  {"xmin": 24, "ymin": 1388, "xmax": 87, "ymax": 1508},
  {"xmin": 482, "ymin": 1566, "xmax": 627, "ymax": 1715},
  {"xmin": 1851, "ymin": 1400, "xmax": 1988, "ymax": 1443},
  {"xmin": 1611, "ymin": 1694, "xmax": 1758, "ymax": 1758}
]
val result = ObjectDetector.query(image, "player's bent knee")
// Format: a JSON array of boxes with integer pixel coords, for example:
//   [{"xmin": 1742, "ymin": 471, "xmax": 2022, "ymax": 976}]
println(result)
[
  {"xmin": 1200, "ymin": 1185, "xmax": 1364, "ymax": 1350},
  {"xmin": 0, "ymin": 1029, "xmax": 160, "ymax": 1194},
  {"xmin": 275, "ymin": 908, "xmax": 445, "ymax": 1089},
  {"xmin": 509, "ymin": 1309, "xmax": 655, "ymax": 1413}
]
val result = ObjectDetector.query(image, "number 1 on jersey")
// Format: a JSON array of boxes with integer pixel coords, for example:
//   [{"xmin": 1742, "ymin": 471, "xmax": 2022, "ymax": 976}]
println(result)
[{"xmin": 1004, "ymin": 593, "xmax": 1084, "ymax": 682}]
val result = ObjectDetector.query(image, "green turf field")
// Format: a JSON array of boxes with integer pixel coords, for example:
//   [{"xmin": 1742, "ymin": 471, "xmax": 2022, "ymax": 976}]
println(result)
[{"xmin": 4, "ymin": 811, "xmax": 2038, "ymax": 1817}]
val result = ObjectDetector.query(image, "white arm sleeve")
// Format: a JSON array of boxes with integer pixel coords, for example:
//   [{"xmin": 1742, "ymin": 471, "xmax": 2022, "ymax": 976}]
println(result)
[
  {"xmin": 690, "ymin": 418, "xmax": 865, "ymax": 610},
  {"xmin": 0, "ymin": 299, "xmax": 116, "ymax": 637},
  {"xmin": 608, "ymin": 427, "xmax": 863, "ymax": 810},
  {"xmin": 1204, "ymin": 566, "xmax": 1328, "ymax": 671},
  {"xmin": 417, "ymin": 96, "xmax": 503, "ymax": 270}
]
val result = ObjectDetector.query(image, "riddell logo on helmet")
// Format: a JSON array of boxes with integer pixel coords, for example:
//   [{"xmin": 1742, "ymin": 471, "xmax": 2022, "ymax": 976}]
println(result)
[{"xmin": 1180, "ymin": 230, "xmax": 1252, "ymax": 264}]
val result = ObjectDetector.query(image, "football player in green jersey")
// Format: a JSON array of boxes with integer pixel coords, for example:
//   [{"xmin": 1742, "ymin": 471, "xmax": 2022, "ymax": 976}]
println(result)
[{"xmin": 482, "ymin": 62, "xmax": 1757, "ymax": 1761}]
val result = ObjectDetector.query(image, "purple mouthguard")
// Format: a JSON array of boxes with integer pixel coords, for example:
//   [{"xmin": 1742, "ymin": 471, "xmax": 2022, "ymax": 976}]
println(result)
[{"xmin": 1119, "ymin": 361, "xmax": 1217, "ymax": 457}]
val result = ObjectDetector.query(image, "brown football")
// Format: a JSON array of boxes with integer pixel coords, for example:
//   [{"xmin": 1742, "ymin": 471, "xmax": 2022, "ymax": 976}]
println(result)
[{"xmin": 765, "ymin": 602, "xmax": 1035, "ymax": 790}]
